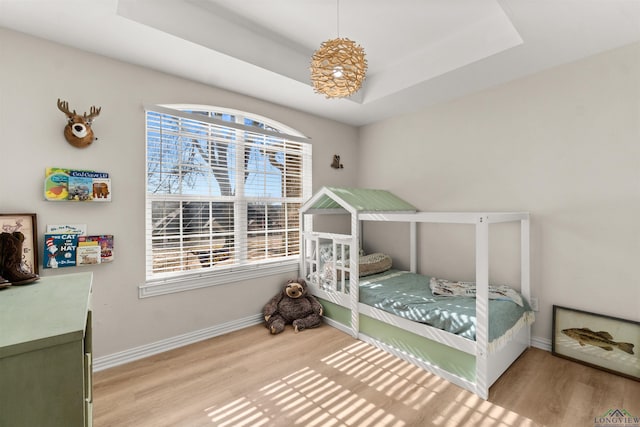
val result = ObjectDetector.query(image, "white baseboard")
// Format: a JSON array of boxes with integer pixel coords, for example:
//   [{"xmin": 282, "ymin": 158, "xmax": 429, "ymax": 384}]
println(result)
[
  {"xmin": 94, "ymin": 317, "xmax": 553, "ymax": 372},
  {"xmin": 322, "ymin": 317, "xmax": 353, "ymax": 335},
  {"xmin": 530, "ymin": 335, "xmax": 552, "ymax": 352},
  {"xmin": 93, "ymin": 314, "xmax": 264, "ymax": 372}
]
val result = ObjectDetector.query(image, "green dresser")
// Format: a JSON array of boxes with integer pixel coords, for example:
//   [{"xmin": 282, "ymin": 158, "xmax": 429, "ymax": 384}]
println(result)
[{"xmin": 0, "ymin": 272, "xmax": 93, "ymax": 427}]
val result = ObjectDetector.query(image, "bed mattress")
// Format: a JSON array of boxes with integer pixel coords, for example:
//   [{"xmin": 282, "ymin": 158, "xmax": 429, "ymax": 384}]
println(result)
[{"xmin": 357, "ymin": 269, "xmax": 534, "ymax": 345}]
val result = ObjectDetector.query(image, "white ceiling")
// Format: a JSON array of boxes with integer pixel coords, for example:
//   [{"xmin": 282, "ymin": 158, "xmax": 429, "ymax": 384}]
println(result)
[{"xmin": 1, "ymin": 0, "xmax": 639, "ymax": 126}]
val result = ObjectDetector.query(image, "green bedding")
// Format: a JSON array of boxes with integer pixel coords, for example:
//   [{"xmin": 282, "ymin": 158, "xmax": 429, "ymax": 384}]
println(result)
[{"xmin": 357, "ymin": 270, "xmax": 533, "ymax": 344}]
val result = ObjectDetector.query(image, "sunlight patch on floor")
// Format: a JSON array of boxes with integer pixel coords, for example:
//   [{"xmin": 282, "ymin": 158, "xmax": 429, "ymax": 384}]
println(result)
[
  {"xmin": 205, "ymin": 361, "xmax": 406, "ymax": 426},
  {"xmin": 205, "ymin": 396, "xmax": 271, "ymax": 427},
  {"xmin": 204, "ymin": 340, "xmax": 537, "ymax": 426},
  {"xmin": 321, "ymin": 340, "xmax": 448, "ymax": 411},
  {"xmin": 431, "ymin": 389, "xmax": 538, "ymax": 427}
]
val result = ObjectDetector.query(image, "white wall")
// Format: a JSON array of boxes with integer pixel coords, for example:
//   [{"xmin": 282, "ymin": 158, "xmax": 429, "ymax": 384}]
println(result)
[
  {"xmin": 0, "ymin": 28, "xmax": 358, "ymax": 358},
  {"xmin": 357, "ymin": 42, "xmax": 640, "ymax": 344}
]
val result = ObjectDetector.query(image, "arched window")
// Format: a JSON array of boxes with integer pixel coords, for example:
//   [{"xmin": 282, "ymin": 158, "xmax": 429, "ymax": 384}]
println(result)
[{"xmin": 141, "ymin": 104, "xmax": 311, "ymax": 296}]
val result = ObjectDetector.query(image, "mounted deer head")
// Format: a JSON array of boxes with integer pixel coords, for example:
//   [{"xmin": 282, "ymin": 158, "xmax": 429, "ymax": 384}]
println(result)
[{"xmin": 57, "ymin": 98, "xmax": 101, "ymax": 148}]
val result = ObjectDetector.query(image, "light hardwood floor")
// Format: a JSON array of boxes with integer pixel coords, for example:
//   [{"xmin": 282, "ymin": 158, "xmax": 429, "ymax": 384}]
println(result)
[{"xmin": 93, "ymin": 324, "xmax": 640, "ymax": 427}]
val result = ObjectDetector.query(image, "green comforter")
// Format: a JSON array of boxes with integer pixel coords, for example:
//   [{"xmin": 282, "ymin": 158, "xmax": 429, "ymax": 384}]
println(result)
[{"xmin": 357, "ymin": 270, "xmax": 533, "ymax": 343}]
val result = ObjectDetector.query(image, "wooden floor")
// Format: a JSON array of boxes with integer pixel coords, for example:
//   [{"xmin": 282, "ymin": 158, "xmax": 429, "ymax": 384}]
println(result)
[{"xmin": 93, "ymin": 324, "xmax": 640, "ymax": 427}]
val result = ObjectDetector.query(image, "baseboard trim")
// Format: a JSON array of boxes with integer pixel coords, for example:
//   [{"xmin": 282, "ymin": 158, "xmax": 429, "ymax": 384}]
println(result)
[
  {"xmin": 94, "ymin": 317, "xmax": 553, "ymax": 372},
  {"xmin": 93, "ymin": 314, "xmax": 264, "ymax": 372},
  {"xmin": 530, "ymin": 335, "xmax": 552, "ymax": 352},
  {"xmin": 322, "ymin": 316, "xmax": 353, "ymax": 335}
]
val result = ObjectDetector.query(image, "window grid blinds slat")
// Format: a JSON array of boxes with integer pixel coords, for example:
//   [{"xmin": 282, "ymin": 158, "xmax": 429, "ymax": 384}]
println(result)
[{"xmin": 145, "ymin": 106, "xmax": 310, "ymax": 282}]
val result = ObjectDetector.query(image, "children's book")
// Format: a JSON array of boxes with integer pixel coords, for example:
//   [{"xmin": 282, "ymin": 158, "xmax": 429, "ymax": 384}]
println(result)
[
  {"xmin": 44, "ymin": 168, "xmax": 70, "ymax": 201},
  {"xmin": 91, "ymin": 177, "xmax": 111, "ymax": 201},
  {"xmin": 98, "ymin": 235, "xmax": 114, "ymax": 262},
  {"xmin": 44, "ymin": 168, "xmax": 111, "ymax": 201},
  {"xmin": 43, "ymin": 234, "xmax": 79, "ymax": 268},
  {"xmin": 46, "ymin": 224, "xmax": 87, "ymax": 235},
  {"xmin": 67, "ymin": 175, "xmax": 93, "ymax": 201},
  {"xmin": 77, "ymin": 244, "xmax": 101, "ymax": 266},
  {"xmin": 79, "ymin": 235, "xmax": 114, "ymax": 262}
]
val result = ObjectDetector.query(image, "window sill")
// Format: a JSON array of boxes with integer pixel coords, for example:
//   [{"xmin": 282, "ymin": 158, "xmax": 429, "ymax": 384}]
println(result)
[{"xmin": 139, "ymin": 259, "xmax": 299, "ymax": 298}]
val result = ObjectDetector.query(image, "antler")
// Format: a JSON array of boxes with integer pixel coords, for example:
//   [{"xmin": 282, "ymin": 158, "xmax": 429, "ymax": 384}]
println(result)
[
  {"xmin": 84, "ymin": 106, "xmax": 101, "ymax": 122},
  {"xmin": 57, "ymin": 98, "xmax": 76, "ymax": 118}
]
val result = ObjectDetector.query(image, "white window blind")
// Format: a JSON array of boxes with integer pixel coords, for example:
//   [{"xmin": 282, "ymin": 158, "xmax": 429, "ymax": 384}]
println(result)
[{"xmin": 144, "ymin": 105, "xmax": 311, "ymax": 290}]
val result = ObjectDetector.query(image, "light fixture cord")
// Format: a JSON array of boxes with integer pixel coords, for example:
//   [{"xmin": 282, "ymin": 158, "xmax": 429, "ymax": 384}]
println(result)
[{"xmin": 336, "ymin": 0, "xmax": 340, "ymax": 38}]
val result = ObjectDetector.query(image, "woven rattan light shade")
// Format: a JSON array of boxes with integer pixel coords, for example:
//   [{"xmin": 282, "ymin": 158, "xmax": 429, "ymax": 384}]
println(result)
[{"xmin": 310, "ymin": 37, "xmax": 367, "ymax": 99}]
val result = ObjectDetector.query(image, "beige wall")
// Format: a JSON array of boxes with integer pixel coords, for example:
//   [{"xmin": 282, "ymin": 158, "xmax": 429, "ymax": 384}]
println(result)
[
  {"xmin": 2, "ymin": 26, "xmax": 637, "ymax": 357},
  {"xmin": 0, "ymin": 28, "xmax": 358, "ymax": 358},
  {"xmin": 357, "ymin": 42, "xmax": 640, "ymax": 344}
]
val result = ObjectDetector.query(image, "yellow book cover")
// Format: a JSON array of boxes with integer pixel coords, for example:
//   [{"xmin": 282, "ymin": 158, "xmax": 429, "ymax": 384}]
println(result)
[{"xmin": 44, "ymin": 168, "xmax": 70, "ymax": 200}]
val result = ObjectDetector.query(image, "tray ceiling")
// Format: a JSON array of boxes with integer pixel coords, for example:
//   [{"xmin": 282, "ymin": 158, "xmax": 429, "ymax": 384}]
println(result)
[{"xmin": 1, "ymin": 0, "xmax": 638, "ymax": 126}]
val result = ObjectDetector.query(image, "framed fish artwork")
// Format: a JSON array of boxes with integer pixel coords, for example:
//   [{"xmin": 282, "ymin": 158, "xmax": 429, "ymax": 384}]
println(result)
[{"xmin": 552, "ymin": 305, "xmax": 639, "ymax": 381}]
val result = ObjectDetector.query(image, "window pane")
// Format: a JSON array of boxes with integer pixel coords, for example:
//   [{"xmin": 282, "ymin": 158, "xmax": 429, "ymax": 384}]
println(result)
[
  {"xmin": 210, "ymin": 202, "xmax": 235, "ymax": 266},
  {"xmin": 247, "ymin": 203, "xmax": 277, "ymax": 261},
  {"xmin": 151, "ymin": 201, "xmax": 203, "ymax": 274},
  {"xmin": 244, "ymin": 140, "xmax": 282, "ymax": 198},
  {"xmin": 246, "ymin": 202, "xmax": 300, "ymax": 260}
]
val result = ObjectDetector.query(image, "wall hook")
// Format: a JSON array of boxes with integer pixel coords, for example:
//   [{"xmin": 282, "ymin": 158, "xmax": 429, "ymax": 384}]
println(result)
[{"xmin": 331, "ymin": 154, "xmax": 344, "ymax": 169}]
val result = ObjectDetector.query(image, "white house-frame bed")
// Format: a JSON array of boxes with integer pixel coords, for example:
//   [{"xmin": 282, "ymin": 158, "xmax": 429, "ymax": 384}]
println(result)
[{"xmin": 299, "ymin": 187, "xmax": 533, "ymax": 399}]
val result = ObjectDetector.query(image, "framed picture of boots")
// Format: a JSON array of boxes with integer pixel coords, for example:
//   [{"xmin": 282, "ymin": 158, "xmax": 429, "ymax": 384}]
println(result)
[{"xmin": 0, "ymin": 213, "xmax": 39, "ymax": 275}]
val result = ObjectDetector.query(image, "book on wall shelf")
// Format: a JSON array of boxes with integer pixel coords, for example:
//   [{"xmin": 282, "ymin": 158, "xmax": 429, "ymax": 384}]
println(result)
[
  {"xmin": 43, "ymin": 228, "xmax": 114, "ymax": 269},
  {"xmin": 44, "ymin": 167, "xmax": 111, "ymax": 202},
  {"xmin": 79, "ymin": 235, "xmax": 114, "ymax": 263},
  {"xmin": 43, "ymin": 234, "xmax": 79, "ymax": 269},
  {"xmin": 46, "ymin": 224, "xmax": 87, "ymax": 235},
  {"xmin": 77, "ymin": 242, "xmax": 101, "ymax": 266}
]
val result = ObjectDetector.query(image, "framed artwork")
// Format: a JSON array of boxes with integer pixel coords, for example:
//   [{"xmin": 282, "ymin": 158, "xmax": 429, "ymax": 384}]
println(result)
[
  {"xmin": 0, "ymin": 213, "xmax": 39, "ymax": 275},
  {"xmin": 552, "ymin": 305, "xmax": 639, "ymax": 381}
]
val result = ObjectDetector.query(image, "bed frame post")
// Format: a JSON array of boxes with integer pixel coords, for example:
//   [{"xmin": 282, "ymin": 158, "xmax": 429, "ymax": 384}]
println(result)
[
  {"xmin": 410, "ymin": 222, "xmax": 417, "ymax": 273},
  {"xmin": 520, "ymin": 217, "xmax": 531, "ymax": 301},
  {"xmin": 350, "ymin": 214, "xmax": 360, "ymax": 338},
  {"xmin": 521, "ymin": 216, "xmax": 531, "ymax": 346},
  {"xmin": 475, "ymin": 216, "xmax": 489, "ymax": 399},
  {"xmin": 299, "ymin": 212, "xmax": 306, "ymax": 279}
]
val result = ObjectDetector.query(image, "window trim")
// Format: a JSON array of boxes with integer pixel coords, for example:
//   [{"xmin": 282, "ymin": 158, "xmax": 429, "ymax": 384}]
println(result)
[
  {"xmin": 150, "ymin": 104, "xmax": 310, "ymax": 143},
  {"xmin": 140, "ymin": 104, "xmax": 311, "ymax": 297},
  {"xmin": 139, "ymin": 258, "xmax": 299, "ymax": 298}
]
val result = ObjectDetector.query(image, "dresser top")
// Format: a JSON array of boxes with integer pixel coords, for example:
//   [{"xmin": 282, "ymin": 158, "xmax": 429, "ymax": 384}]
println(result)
[{"xmin": 0, "ymin": 272, "xmax": 92, "ymax": 358}]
